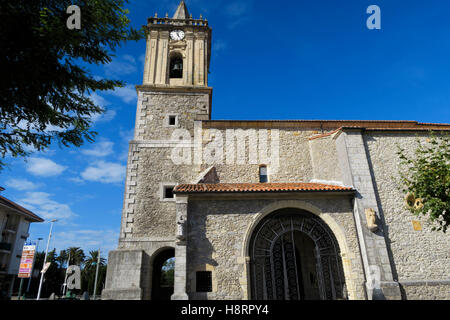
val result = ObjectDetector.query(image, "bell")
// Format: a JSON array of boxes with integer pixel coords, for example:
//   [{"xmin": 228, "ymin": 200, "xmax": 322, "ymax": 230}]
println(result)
[{"xmin": 173, "ymin": 63, "xmax": 182, "ymax": 71}]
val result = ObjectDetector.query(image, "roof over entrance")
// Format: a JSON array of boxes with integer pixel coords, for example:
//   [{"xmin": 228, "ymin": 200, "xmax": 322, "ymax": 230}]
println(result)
[{"xmin": 174, "ymin": 183, "xmax": 354, "ymax": 194}]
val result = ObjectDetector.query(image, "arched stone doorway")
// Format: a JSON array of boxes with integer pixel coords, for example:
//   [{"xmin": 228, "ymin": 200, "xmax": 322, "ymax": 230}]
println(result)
[
  {"xmin": 249, "ymin": 208, "xmax": 347, "ymax": 300},
  {"xmin": 151, "ymin": 248, "xmax": 175, "ymax": 300}
]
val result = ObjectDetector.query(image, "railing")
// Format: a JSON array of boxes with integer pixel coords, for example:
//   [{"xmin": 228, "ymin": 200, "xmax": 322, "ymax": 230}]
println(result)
[
  {"xmin": 148, "ymin": 16, "xmax": 208, "ymax": 27},
  {"xmin": 5, "ymin": 220, "xmax": 19, "ymax": 231}
]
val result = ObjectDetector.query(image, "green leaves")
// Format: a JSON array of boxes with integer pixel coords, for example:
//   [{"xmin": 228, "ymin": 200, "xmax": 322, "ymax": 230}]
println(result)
[
  {"xmin": 397, "ymin": 132, "xmax": 450, "ymax": 232},
  {"xmin": 0, "ymin": 0, "xmax": 145, "ymax": 170}
]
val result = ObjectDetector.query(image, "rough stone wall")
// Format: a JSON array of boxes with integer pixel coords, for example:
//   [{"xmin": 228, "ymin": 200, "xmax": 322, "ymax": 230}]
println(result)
[
  {"xmin": 102, "ymin": 250, "xmax": 145, "ymax": 300},
  {"xmin": 399, "ymin": 281, "xmax": 450, "ymax": 300},
  {"xmin": 364, "ymin": 132, "xmax": 450, "ymax": 296},
  {"xmin": 309, "ymin": 135, "xmax": 343, "ymax": 183},
  {"xmin": 139, "ymin": 91, "xmax": 209, "ymax": 141},
  {"xmin": 131, "ymin": 148, "xmax": 198, "ymax": 238},
  {"xmin": 120, "ymin": 90, "xmax": 210, "ymax": 242},
  {"xmin": 186, "ymin": 197, "xmax": 365, "ymax": 300},
  {"xmin": 203, "ymin": 128, "xmax": 325, "ymax": 184}
]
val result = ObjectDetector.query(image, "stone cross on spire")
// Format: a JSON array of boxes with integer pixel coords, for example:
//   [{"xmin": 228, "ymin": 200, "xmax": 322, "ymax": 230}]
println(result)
[{"xmin": 172, "ymin": 1, "xmax": 190, "ymax": 19}]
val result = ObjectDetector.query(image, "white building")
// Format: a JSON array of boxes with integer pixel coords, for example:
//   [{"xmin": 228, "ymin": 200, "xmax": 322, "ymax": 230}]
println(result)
[{"xmin": 0, "ymin": 187, "xmax": 44, "ymax": 299}]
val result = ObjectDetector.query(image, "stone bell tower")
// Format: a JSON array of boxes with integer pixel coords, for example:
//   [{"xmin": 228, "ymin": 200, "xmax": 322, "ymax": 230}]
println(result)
[
  {"xmin": 142, "ymin": 0, "xmax": 211, "ymax": 88},
  {"xmin": 102, "ymin": 1, "xmax": 213, "ymax": 300}
]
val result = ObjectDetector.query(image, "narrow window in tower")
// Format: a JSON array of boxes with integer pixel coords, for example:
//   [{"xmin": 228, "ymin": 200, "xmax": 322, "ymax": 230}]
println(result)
[
  {"xmin": 169, "ymin": 115, "xmax": 176, "ymax": 126},
  {"xmin": 259, "ymin": 165, "xmax": 268, "ymax": 183},
  {"xmin": 169, "ymin": 54, "xmax": 183, "ymax": 79}
]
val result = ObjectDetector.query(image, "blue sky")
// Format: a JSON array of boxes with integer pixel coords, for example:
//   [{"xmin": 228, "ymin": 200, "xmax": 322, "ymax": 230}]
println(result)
[{"xmin": 1, "ymin": 0, "xmax": 450, "ymax": 259}]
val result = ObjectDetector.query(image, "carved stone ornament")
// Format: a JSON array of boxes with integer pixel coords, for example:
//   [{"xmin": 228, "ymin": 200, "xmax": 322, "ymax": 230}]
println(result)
[
  {"xmin": 176, "ymin": 214, "xmax": 186, "ymax": 241},
  {"xmin": 169, "ymin": 40, "xmax": 187, "ymax": 51},
  {"xmin": 365, "ymin": 208, "xmax": 378, "ymax": 232}
]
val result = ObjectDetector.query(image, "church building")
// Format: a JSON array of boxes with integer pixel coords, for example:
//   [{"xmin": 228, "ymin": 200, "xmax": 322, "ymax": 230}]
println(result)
[{"xmin": 103, "ymin": 1, "xmax": 450, "ymax": 300}]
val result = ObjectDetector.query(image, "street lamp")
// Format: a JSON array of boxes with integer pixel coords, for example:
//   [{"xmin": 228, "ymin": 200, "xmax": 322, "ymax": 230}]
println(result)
[
  {"xmin": 36, "ymin": 219, "xmax": 57, "ymax": 300},
  {"xmin": 93, "ymin": 248, "xmax": 101, "ymax": 300}
]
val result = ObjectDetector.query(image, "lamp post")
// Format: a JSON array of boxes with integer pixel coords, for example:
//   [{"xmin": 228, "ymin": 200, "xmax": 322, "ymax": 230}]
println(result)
[
  {"xmin": 62, "ymin": 251, "xmax": 71, "ymax": 297},
  {"xmin": 36, "ymin": 219, "xmax": 57, "ymax": 300},
  {"xmin": 93, "ymin": 248, "xmax": 101, "ymax": 300}
]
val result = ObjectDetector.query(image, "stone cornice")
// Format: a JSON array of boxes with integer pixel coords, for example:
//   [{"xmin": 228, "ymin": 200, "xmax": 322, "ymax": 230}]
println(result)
[{"xmin": 136, "ymin": 84, "xmax": 213, "ymax": 95}]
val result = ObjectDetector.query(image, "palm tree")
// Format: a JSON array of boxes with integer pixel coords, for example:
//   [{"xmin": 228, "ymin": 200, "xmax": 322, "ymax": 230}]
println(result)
[
  {"xmin": 55, "ymin": 250, "xmax": 68, "ymax": 269},
  {"xmin": 83, "ymin": 250, "xmax": 106, "ymax": 296},
  {"xmin": 84, "ymin": 250, "xmax": 106, "ymax": 270},
  {"xmin": 66, "ymin": 247, "xmax": 86, "ymax": 266}
]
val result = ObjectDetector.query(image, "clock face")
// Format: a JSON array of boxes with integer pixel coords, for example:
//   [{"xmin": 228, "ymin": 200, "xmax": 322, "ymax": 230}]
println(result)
[{"xmin": 170, "ymin": 30, "xmax": 185, "ymax": 41}]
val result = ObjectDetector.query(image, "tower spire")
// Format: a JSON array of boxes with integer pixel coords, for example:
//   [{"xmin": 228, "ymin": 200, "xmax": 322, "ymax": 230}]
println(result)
[{"xmin": 172, "ymin": 1, "xmax": 190, "ymax": 19}]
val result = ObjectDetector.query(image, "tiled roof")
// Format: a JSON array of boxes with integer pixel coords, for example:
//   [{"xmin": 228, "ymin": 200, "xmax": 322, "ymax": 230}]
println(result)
[
  {"xmin": 174, "ymin": 183, "xmax": 354, "ymax": 194},
  {"xmin": 0, "ymin": 195, "xmax": 44, "ymax": 222},
  {"xmin": 203, "ymin": 120, "xmax": 450, "ymax": 131}
]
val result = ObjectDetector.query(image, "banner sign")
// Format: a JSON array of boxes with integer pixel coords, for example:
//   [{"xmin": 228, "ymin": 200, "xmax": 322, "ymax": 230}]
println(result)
[{"xmin": 18, "ymin": 244, "xmax": 36, "ymax": 278}]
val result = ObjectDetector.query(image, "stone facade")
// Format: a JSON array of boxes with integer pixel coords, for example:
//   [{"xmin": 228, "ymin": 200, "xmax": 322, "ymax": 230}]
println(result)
[
  {"xmin": 103, "ymin": 1, "xmax": 450, "ymax": 301},
  {"xmin": 364, "ymin": 132, "xmax": 450, "ymax": 291}
]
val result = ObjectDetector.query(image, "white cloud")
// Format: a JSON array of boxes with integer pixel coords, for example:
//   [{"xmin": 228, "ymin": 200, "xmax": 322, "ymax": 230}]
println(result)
[
  {"xmin": 104, "ymin": 56, "xmax": 137, "ymax": 77},
  {"xmin": 107, "ymin": 85, "xmax": 137, "ymax": 104},
  {"xmin": 67, "ymin": 177, "xmax": 85, "ymax": 184},
  {"xmin": 18, "ymin": 192, "xmax": 76, "ymax": 222},
  {"xmin": 16, "ymin": 119, "xmax": 67, "ymax": 133},
  {"xmin": 138, "ymin": 54, "xmax": 146, "ymax": 68},
  {"xmin": 123, "ymin": 54, "xmax": 136, "ymax": 64},
  {"xmin": 90, "ymin": 109, "xmax": 117, "ymax": 123},
  {"xmin": 119, "ymin": 128, "xmax": 135, "ymax": 142},
  {"xmin": 88, "ymin": 92, "xmax": 117, "ymax": 123},
  {"xmin": 81, "ymin": 140, "xmax": 114, "ymax": 157},
  {"xmin": 52, "ymin": 228, "xmax": 119, "ymax": 254},
  {"xmin": 213, "ymin": 39, "xmax": 227, "ymax": 55},
  {"xmin": 224, "ymin": 2, "xmax": 252, "ymax": 29},
  {"xmin": 90, "ymin": 92, "xmax": 109, "ymax": 108},
  {"xmin": 80, "ymin": 161, "xmax": 126, "ymax": 184},
  {"xmin": 5, "ymin": 178, "xmax": 41, "ymax": 191},
  {"xmin": 26, "ymin": 158, "xmax": 67, "ymax": 177},
  {"xmin": 118, "ymin": 128, "xmax": 135, "ymax": 161},
  {"xmin": 225, "ymin": 2, "xmax": 249, "ymax": 17}
]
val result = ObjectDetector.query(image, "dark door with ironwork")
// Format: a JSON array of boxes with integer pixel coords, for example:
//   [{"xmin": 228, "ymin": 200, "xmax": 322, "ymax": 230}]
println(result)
[{"xmin": 249, "ymin": 208, "xmax": 346, "ymax": 300}]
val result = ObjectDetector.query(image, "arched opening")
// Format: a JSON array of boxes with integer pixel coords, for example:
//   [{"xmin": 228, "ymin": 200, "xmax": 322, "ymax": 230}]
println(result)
[
  {"xmin": 151, "ymin": 248, "xmax": 175, "ymax": 300},
  {"xmin": 249, "ymin": 208, "xmax": 346, "ymax": 300},
  {"xmin": 169, "ymin": 53, "xmax": 183, "ymax": 79}
]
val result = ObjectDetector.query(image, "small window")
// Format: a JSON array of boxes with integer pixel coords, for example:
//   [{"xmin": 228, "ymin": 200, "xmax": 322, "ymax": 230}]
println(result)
[
  {"xmin": 168, "ymin": 115, "xmax": 176, "ymax": 126},
  {"xmin": 164, "ymin": 114, "xmax": 179, "ymax": 127},
  {"xmin": 164, "ymin": 186, "xmax": 174, "ymax": 199},
  {"xmin": 161, "ymin": 183, "xmax": 177, "ymax": 201},
  {"xmin": 196, "ymin": 271, "xmax": 212, "ymax": 293},
  {"xmin": 259, "ymin": 166, "xmax": 268, "ymax": 183}
]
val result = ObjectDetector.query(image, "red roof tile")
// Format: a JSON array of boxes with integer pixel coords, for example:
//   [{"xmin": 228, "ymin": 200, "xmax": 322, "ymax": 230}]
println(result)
[
  {"xmin": 174, "ymin": 183, "xmax": 354, "ymax": 194},
  {"xmin": 203, "ymin": 120, "xmax": 450, "ymax": 131}
]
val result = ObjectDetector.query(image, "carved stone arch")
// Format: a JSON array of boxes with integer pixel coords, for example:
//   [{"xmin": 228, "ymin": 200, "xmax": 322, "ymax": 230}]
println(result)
[
  {"xmin": 169, "ymin": 49, "xmax": 186, "ymax": 59},
  {"xmin": 241, "ymin": 200, "xmax": 355, "ymax": 300},
  {"xmin": 168, "ymin": 50, "xmax": 185, "ymax": 80}
]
